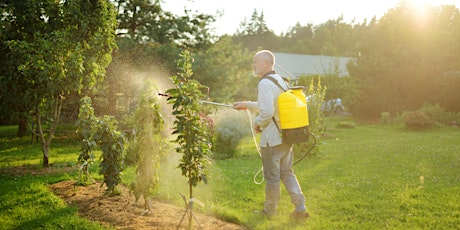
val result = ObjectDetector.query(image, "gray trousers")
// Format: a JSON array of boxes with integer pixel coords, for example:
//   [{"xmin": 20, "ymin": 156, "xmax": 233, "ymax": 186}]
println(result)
[{"xmin": 261, "ymin": 143, "xmax": 306, "ymax": 215}]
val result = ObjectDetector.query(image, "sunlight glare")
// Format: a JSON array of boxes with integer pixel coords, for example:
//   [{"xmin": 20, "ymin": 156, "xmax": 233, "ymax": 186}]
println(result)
[{"xmin": 403, "ymin": 0, "xmax": 436, "ymax": 27}]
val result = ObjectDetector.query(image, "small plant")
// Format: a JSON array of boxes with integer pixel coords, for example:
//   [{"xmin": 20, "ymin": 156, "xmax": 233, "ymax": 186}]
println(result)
[
  {"xmin": 95, "ymin": 115, "xmax": 126, "ymax": 196},
  {"xmin": 75, "ymin": 96, "xmax": 97, "ymax": 185},
  {"xmin": 75, "ymin": 96, "xmax": 126, "ymax": 195},
  {"xmin": 305, "ymin": 76, "xmax": 327, "ymax": 137}
]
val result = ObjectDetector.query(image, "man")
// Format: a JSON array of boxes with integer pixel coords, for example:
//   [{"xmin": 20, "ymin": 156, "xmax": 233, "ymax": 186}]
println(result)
[{"xmin": 233, "ymin": 50, "xmax": 309, "ymax": 219}]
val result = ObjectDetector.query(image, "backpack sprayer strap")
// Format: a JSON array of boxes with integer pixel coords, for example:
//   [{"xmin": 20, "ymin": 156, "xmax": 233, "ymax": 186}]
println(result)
[{"xmin": 261, "ymin": 75, "xmax": 289, "ymax": 134}]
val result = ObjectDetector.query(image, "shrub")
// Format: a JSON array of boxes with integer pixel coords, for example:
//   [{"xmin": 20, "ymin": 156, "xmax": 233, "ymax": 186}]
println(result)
[
  {"xmin": 380, "ymin": 112, "xmax": 391, "ymax": 125},
  {"xmin": 211, "ymin": 109, "xmax": 252, "ymax": 159},
  {"xmin": 402, "ymin": 111, "xmax": 436, "ymax": 129}
]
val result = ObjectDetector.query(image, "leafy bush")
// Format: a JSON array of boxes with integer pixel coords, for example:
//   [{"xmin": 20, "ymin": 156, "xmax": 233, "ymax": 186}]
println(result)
[
  {"xmin": 211, "ymin": 109, "xmax": 252, "ymax": 159},
  {"xmin": 402, "ymin": 111, "xmax": 436, "ymax": 129},
  {"xmin": 380, "ymin": 112, "xmax": 391, "ymax": 125},
  {"xmin": 418, "ymin": 103, "xmax": 459, "ymax": 125},
  {"xmin": 397, "ymin": 104, "xmax": 460, "ymax": 129}
]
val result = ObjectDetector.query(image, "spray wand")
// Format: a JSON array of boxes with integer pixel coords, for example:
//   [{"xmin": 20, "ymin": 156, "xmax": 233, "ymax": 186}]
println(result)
[
  {"xmin": 199, "ymin": 101, "xmax": 234, "ymax": 108},
  {"xmin": 158, "ymin": 93, "xmax": 234, "ymax": 108}
]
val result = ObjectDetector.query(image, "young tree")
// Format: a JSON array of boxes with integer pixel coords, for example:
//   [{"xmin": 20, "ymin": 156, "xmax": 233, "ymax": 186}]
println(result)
[
  {"xmin": 166, "ymin": 50, "xmax": 212, "ymax": 229},
  {"xmin": 76, "ymin": 96, "xmax": 98, "ymax": 185},
  {"xmin": 96, "ymin": 115, "xmax": 126, "ymax": 196},
  {"xmin": 129, "ymin": 81, "xmax": 166, "ymax": 214},
  {"xmin": 75, "ymin": 96, "xmax": 126, "ymax": 195}
]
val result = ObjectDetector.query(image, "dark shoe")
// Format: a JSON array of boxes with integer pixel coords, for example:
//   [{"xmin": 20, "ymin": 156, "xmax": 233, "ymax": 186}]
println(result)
[{"xmin": 290, "ymin": 211, "xmax": 310, "ymax": 219}]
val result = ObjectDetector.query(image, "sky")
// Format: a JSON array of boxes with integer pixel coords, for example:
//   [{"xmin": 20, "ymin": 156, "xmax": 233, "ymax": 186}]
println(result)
[{"xmin": 162, "ymin": 0, "xmax": 460, "ymax": 35}]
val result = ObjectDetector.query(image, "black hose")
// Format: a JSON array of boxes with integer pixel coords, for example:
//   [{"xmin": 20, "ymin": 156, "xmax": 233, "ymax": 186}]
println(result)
[{"xmin": 293, "ymin": 133, "xmax": 317, "ymax": 166}]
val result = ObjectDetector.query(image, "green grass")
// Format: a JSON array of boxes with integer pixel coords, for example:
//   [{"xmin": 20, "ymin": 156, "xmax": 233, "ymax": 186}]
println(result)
[
  {"xmin": 0, "ymin": 173, "xmax": 110, "ymax": 230},
  {"xmin": 0, "ymin": 126, "xmax": 108, "ymax": 230},
  {"xmin": 1, "ymin": 121, "xmax": 459, "ymax": 229}
]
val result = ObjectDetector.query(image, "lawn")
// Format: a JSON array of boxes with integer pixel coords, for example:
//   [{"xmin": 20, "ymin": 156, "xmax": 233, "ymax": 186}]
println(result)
[{"xmin": 0, "ymin": 118, "xmax": 459, "ymax": 229}]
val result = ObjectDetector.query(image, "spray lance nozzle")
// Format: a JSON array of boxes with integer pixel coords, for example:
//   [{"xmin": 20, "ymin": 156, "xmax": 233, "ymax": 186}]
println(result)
[{"xmin": 158, "ymin": 93, "xmax": 170, "ymax": 98}]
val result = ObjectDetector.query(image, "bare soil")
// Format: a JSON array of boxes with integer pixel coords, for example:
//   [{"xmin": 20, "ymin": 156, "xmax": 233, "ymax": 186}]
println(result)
[{"xmin": 4, "ymin": 166, "xmax": 247, "ymax": 230}]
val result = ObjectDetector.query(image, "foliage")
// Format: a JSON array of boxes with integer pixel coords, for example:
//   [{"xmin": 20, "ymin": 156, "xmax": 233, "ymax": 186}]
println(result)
[
  {"xmin": 210, "ymin": 109, "xmax": 253, "ymax": 159},
  {"xmin": 192, "ymin": 36, "xmax": 253, "ymax": 102},
  {"xmin": 397, "ymin": 103, "xmax": 460, "ymax": 129},
  {"xmin": 75, "ymin": 96, "xmax": 127, "ymax": 194},
  {"xmin": 113, "ymin": 0, "xmax": 216, "ymax": 49},
  {"xmin": 95, "ymin": 116, "xmax": 126, "ymax": 195},
  {"xmin": 233, "ymin": 9, "xmax": 279, "ymax": 51},
  {"xmin": 304, "ymin": 77, "xmax": 327, "ymax": 137},
  {"xmin": 401, "ymin": 110, "xmax": 436, "ymax": 130},
  {"xmin": 437, "ymin": 71, "xmax": 460, "ymax": 112},
  {"xmin": 418, "ymin": 103, "xmax": 460, "ymax": 125},
  {"xmin": 380, "ymin": 112, "xmax": 391, "ymax": 125},
  {"xmin": 75, "ymin": 97, "xmax": 98, "ymax": 185},
  {"xmin": 320, "ymin": 75, "xmax": 361, "ymax": 106},
  {"xmin": 0, "ymin": 0, "xmax": 117, "ymax": 167},
  {"xmin": 128, "ymin": 81, "xmax": 166, "ymax": 213},
  {"xmin": 166, "ymin": 50, "xmax": 212, "ymax": 190}
]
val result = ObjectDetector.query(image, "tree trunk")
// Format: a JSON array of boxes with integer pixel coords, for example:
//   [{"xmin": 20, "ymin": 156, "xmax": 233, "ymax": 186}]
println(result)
[
  {"xmin": 42, "ymin": 142, "xmax": 50, "ymax": 167},
  {"xmin": 36, "ymin": 109, "xmax": 49, "ymax": 168},
  {"xmin": 36, "ymin": 94, "xmax": 63, "ymax": 168},
  {"xmin": 17, "ymin": 114, "xmax": 27, "ymax": 137},
  {"xmin": 188, "ymin": 170, "xmax": 194, "ymax": 230}
]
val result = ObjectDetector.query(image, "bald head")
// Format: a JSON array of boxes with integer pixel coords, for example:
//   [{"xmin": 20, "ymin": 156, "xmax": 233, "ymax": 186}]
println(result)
[{"xmin": 252, "ymin": 50, "xmax": 275, "ymax": 77}]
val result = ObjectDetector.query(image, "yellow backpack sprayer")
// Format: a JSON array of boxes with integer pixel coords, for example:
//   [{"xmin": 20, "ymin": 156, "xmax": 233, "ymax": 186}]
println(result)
[{"xmin": 263, "ymin": 76, "xmax": 311, "ymax": 145}]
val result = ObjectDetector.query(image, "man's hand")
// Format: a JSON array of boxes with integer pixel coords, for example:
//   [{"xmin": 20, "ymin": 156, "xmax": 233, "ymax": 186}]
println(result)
[{"xmin": 233, "ymin": 101, "xmax": 248, "ymax": 110}]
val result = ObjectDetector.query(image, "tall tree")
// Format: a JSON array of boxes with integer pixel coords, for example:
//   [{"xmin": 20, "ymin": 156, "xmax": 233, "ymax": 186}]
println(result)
[
  {"xmin": 0, "ymin": 0, "xmax": 117, "ymax": 167},
  {"xmin": 279, "ymin": 22, "xmax": 315, "ymax": 54},
  {"xmin": 311, "ymin": 16, "xmax": 359, "ymax": 56},
  {"xmin": 233, "ymin": 9, "xmax": 279, "ymax": 51}
]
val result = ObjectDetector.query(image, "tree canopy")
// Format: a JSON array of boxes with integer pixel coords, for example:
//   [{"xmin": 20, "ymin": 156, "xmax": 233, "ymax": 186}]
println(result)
[{"xmin": 0, "ymin": 0, "xmax": 117, "ymax": 166}]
